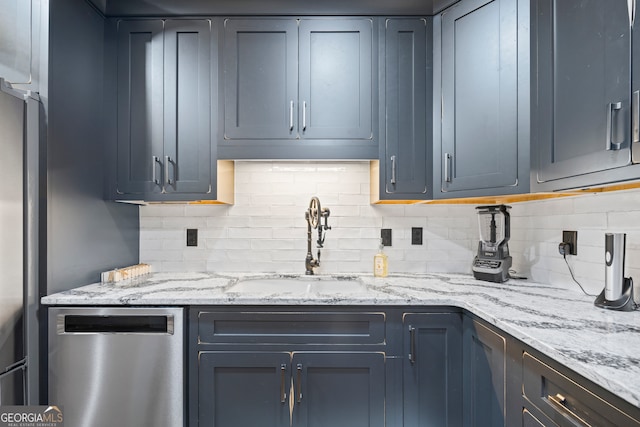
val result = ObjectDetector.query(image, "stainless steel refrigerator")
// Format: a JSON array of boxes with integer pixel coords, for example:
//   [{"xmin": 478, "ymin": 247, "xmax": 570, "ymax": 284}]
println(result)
[{"xmin": 0, "ymin": 78, "xmax": 39, "ymax": 405}]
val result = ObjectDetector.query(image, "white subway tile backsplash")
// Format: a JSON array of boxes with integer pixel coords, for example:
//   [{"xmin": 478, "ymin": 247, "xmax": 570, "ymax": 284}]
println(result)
[
  {"xmin": 139, "ymin": 162, "xmax": 640, "ymax": 292},
  {"xmin": 227, "ymin": 227, "xmax": 273, "ymax": 239},
  {"xmin": 141, "ymin": 204, "xmax": 185, "ymax": 217},
  {"xmin": 162, "ymin": 261, "xmax": 207, "ymax": 272},
  {"xmin": 204, "ymin": 238, "xmax": 250, "ymax": 250}
]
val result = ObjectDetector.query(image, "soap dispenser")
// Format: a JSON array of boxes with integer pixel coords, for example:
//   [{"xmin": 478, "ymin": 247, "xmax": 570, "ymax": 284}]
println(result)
[{"xmin": 374, "ymin": 239, "xmax": 388, "ymax": 277}]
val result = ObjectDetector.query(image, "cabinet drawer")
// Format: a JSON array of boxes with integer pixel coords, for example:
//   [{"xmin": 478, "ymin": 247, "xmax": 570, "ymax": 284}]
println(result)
[
  {"xmin": 198, "ymin": 311, "xmax": 385, "ymax": 344},
  {"xmin": 522, "ymin": 352, "xmax": 640, "ymax": 427}
]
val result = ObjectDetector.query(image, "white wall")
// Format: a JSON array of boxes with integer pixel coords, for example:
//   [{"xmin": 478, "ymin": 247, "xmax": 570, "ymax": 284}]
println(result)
[{"xmin": 140, "ymin": 161, "xmax": 640, "ymax": 296}]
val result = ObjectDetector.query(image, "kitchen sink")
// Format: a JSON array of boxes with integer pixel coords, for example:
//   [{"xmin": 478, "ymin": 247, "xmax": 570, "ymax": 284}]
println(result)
[{"xmin": 226, "ymin": 276, "xmax": 365, "ymax": 295}]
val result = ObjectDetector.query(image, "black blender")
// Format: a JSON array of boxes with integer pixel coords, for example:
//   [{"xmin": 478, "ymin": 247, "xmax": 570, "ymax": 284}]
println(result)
[{"xmin": 472, "ymin": 205, "xmax": 512, "ymax": 283}]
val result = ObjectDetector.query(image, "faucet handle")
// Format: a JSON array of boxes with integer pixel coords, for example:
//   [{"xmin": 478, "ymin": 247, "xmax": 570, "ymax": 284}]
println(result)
[{"xmin": 321, "ymin": 208, "xmax": 331, "ymax": 230}]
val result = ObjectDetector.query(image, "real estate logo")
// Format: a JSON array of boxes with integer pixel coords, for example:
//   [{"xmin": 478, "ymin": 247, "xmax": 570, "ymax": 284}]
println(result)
[{"xmin": 0, "ymin": 406, "xmax": 63, "ymax": 427}]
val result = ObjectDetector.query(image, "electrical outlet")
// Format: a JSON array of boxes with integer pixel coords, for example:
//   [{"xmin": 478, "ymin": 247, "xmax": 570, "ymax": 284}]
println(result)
[
  {"xmin": 411, "ymin": 227, "xmax": 423, "ymax": 245},
  {"xmin": 381, "ymin": 229, "xmax": 392, "ymax": 246},
  {"xmin": 562, "ymin": 230, "xmax": 577, "ymax": 255},
  {"xmin": 186, "ymin": 228, "xmax": 198, "ymax": 247}
]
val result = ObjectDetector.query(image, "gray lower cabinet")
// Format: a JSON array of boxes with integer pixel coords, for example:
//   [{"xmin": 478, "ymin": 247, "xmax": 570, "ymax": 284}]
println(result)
[
  {"xmin": 192, "ymin": 309, "xmax": 386, "ymax": 427},
  {"xmin": 190, "ymin": 307, "xmax": 640, "ymax": 427},
  {"xmin": 531, "ymin": 0, "xmax": 635, "ymax": 191},
  {"xmin": 374, "ymin": 18, "xmax": 431, "ymax": 201},
  {"xmin": 403, "ymin": 312, "xmax": 463, "ymax": 426},
  {"xmin": 112, "ymin": 19, "xmax": 226, "ymax": 202},
  {"xmin": 198, "ymin": 351, "xmax": 385, "ymax": 427},
  {"xmin": 219, "ymin": 18, "xmax": 377, "ymax": 160},
  {"xmin": 197, "ymin": 352, "xmax": 291, "ymax": 427},
  {"xmin": 433, "ymin": 0, "xmax": 529, "ymax": 198},
  {"xmin": 522, "ymin": 352, "xmax": 640, "ymax": 427},
  {"xmin": 463, "ymin": 316, "xmax": 507, "ymax": 427}
]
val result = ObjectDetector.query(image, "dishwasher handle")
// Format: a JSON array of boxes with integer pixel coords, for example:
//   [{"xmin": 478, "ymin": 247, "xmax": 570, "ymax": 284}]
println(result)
[{"xmin": 57, "ymin": 315, "xmax": 174, "ymax": 335}]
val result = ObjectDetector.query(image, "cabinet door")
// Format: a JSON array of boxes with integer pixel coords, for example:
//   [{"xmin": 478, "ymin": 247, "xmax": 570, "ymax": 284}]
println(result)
[
  {"xmin": 534, "ymin": 0, "xmax": 631, "ymax": 182},
  {"xmin": 403, "ymin": 313, "xmax": 463, "ymax": 426},
  {"xmin": 384, "ymin": 18, "xmax": 430, "ymax": 197},
  {"xmin": 291, "ymin": 352, "xmax": 385, "ymax": 427},
  {"xmin": 198, "ymin": 352, "xmax": 291, "ymax": 427},
  {"xmin": 223, "ymin": 19, "xmax": 298, "ymax": 140},
  {"xmin": 299, "ymin": 19, "xmax": 373, "ymax": 140},
  {"xmin": 463, "ymin": 317, "xmax": 507, "ymax": 427},
  {"xmin": 164, "ymin": 19, "xmax": 212, "ymax": 194},
  {"xmin": 116, "ymin": 20, "xmax": 164, "ymax": 195},
  {"xmin": 439, "ymin": 0, "xmax": 518, "ymax": 193}
]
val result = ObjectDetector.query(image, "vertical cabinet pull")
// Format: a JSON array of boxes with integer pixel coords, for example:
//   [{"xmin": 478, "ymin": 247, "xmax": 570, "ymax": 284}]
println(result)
[
  {"xmin": 296, "ymin": 363, "xmax": 303, "ymax": 403},
  {"xmin": 290, "ymin": 100, "xmax": 295, "ymax": 131},
  {"xmin": 606, "ymin": 101, "xmax": 623, "ymax": 151},
  {"xmin": 302, "ymin": 101, "xmax": 307, "ymax": 131},
  {"xmin": 152, "ymin": 156, "xmax": 161, "ymax": 185},
  {"xmin": 280, "ymin": 364, "xmax": 287, "ymax": 403},
  {"xmin": 633, "ymin": 91, "xmax": 639, "ymax": 144},
  {"xmin": 390, "ymin": 155, "xmax": 397, "ymax": 185},
  {"xmin": 409, "ymin": 326, "xmax": 416, "ymax": 364},
  {"xmin": 165, "ymin": 156, "xmax": 173, "ymax": 185},
  {"xmin": 444, "ymin": 153, "xmax": 453, "ymax": 183}
]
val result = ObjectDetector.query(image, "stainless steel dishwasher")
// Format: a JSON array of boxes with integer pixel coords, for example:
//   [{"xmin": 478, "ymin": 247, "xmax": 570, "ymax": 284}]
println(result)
[{"xmin": 48, "ymin": 307, "xmax": 184, "ymax": 427}]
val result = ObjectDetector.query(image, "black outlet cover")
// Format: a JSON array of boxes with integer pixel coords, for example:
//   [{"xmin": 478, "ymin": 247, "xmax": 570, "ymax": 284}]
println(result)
[
  {"xmin": 381, "ymin": 229, "xmax": 392, "ymax": 246},
  {"xmin": 562, "ymin": 230, "xmax": 577, "ymax": 255},
  {"xmin": 412, "ymin": 227, "xmax": 423, "ymax": 245},
  {"xmin": 186, "ymin": 228, "xmax": 198, "ymax": 247}
]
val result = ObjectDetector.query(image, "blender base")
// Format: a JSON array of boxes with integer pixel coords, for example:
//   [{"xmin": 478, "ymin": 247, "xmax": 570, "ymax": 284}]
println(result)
[
  {"xmin": 472, "ymin": 256, "xmax": 512, "ymax": 283},
  {"xmin": 594, "ymin": 277, "xmax": 636, "ymax": 311}
]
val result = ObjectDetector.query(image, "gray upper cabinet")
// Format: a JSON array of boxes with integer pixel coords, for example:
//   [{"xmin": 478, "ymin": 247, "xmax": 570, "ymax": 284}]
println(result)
[
  {"xmin": 377, "ymin": 18, "xmax": 431, "ymax": 200},
  {"xmin": 112, "ymin": 19, "xmax": 230, "ymax": 202},
  {"xmin": 223, "ymin": 19, "xmax": 298, "ymax": 140},
  {"xmin": 298, "ymin": 19, "xmax": 372, "ymax": 140},
  {"xmin": 163, "ymin": 19, "xmax": 213, "ymax": 195},
  {"xmin": 532, "ymin": 0, "xmax": 632, "ymax": 189},
  {"xmin": 219, "ymin": 18, "xmax": 377, "ymax": 160},
  {"xmin": 116, "ymin": 19, "xmax": 164, "ymax": 196},
  {"xmin": 433, "ymin": 0, "xmax": 530, "ymax": 198}
]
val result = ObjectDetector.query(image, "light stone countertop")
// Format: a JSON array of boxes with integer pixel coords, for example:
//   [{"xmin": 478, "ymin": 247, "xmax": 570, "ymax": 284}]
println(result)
[{"xmin": 42, "ymin": 272, "xmax": 640, "ymax": 410}]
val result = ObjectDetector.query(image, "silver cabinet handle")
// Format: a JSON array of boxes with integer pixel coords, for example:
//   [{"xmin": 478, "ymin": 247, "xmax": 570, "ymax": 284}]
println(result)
[
  {"xmin": 165, "ymin": 155, "xmax": 173, "ymax": 185},
  {"xmin": 290, "ymin": 100, "xmax": 294, "ymax": 131},
  {"xmin": 633, "ymin": 91, "xmax": 639, "ymax": 144},
  {"xmin": 280, "ymin": 364, "xmax": 287, "ymax": 403},
  {"xmin": 296, "ymin": 363, "xmax": 303, "ymax": 403},
  {"xmin": 444, "ymin": 153, "xmax": 452, "ymax": 183},
  {"xmin": 547, "ymin": 393, "xmax": 589, "ymax": 426},
  {"xmin": 152, "ymin": 156, "xmax": 161, "ymax": 185},
  {"xmin": 302, "ymin": 101, "xmax": 307, "ymax": 131},
  {"xmin": 390, "ymin": 155, "xmax": 397, "ymax": 185},
  {"xmin": 606, "ymin": 101, "xmax": 623, "ymax": 151},
  {"xmin": 409, "ymin": 326, "xmax": 416, "ymax": 364}
]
